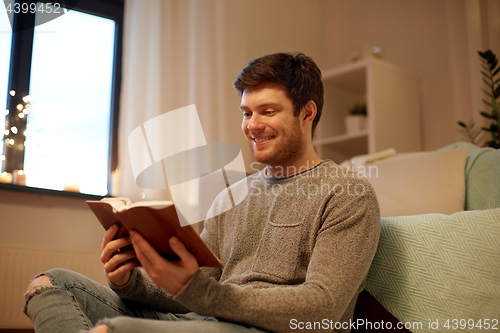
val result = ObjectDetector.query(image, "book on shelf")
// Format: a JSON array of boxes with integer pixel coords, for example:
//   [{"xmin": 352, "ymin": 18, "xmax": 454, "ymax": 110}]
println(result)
[{"xmin": 86, "ymin": 197, "xmax": 223, "ymax": 268}]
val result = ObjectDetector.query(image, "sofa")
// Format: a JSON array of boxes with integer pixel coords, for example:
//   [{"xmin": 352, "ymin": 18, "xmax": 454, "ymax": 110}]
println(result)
[{"xmin": 349, "ymin": 142, "xmax": 500, "ymax": 332}]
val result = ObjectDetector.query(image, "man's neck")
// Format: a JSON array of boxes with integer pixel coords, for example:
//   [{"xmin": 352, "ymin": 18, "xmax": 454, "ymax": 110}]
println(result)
[{"xmin": 266, "ymin": 150, "xmax": 323, "ymax": 178}]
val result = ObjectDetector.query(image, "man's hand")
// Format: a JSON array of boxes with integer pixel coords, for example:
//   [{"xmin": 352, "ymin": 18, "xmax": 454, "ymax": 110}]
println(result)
[
  {"xmin": 100, "ymin": 224, "xmax": 138, "ymax": 286},
  {"xmin": 130, "ymin": 231, "xmax": 200, "ymax": 296}
]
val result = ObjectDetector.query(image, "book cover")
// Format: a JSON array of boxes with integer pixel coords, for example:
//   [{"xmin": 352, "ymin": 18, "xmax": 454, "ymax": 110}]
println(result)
[{"xmin": 86, "ymin": 198, "xmax": 223, "ymax": 268}]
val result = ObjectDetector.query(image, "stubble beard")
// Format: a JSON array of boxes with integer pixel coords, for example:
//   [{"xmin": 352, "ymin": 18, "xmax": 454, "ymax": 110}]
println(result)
[{"xmin": 249, "ymin": 118, "xmax": 306, "ymax": 167}]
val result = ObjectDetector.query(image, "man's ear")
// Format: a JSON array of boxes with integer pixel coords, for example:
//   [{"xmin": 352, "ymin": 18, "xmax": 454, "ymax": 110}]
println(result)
[{"xmin": 302, "ymin": 100, "xmax": 317, "ymax": 124}]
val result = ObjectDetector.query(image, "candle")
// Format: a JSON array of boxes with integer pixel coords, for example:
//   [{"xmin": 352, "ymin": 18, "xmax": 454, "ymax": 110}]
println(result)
[
  {"xmin": 64, "ymin": 180, "xmax": 80, "ymax": 192},
  {"xmin": 0, "ymin": 172, "xmax": 12, "ymax": 184},
  {"xmin": 13, "ymin": 169, "xmax": 26, "ymax": 185}
]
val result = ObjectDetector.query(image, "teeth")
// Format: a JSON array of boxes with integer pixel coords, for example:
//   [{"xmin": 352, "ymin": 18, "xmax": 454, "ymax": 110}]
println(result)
[{"xmin": 254, "ymin": 136, "xmax": 273, "ymax": 143}]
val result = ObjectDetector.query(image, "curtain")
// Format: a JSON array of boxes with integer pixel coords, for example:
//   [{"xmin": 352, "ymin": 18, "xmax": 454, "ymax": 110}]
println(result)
[
  {"xmin": 117, "ymin": 0, "xmax": 245, "ymax": 202},
  {"xmin": 446, "ymin": 0, "xmax": 500, "ymax": 139}
]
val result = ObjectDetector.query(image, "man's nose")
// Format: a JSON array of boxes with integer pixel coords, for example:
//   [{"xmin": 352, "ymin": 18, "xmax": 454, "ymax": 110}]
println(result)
[{"xmin": 247, "ymin": 114, "xmax": 265, "ymax": 132}]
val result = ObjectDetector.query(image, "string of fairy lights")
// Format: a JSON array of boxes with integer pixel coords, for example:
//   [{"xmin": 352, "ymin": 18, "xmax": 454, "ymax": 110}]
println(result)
[{"xmin": 0, "ymin": 89, "xmax": 30, "ymax": 185}]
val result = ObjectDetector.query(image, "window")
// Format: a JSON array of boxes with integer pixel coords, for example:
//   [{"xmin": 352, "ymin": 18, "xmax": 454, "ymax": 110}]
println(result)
[
  {"xmin": 0, "ymin": 8, "xmax": 12, "ymax": 165},
  {"xmin": 0, "ymin": 0, "xmax": 123, "ymax": 197}
]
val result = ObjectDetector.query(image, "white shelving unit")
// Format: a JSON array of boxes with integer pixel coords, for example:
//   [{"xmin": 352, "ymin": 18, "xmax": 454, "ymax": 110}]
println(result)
[{"xmin": 314, "ymin": 57, "xmax": 422, "ymax": 163}]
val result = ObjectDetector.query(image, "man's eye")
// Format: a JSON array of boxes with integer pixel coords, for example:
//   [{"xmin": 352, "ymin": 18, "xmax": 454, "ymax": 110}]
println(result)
[
  {"xmin": 243, "ymin": 112, "xmax": 252, "ymax": 117},
  {"xmin": 263, "ymin": 110, "xmax": 275, "ymax": 115}
]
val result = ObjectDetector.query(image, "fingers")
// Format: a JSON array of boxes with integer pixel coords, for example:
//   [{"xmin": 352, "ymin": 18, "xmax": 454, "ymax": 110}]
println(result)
[
  {"xmin": 100, "ymin": 224, "xmax": 138, "ymax": 286},
  {"xmin": 103, "ymin": 249, "xmax": 136, "ymax": 274},
  {"xmin": 101, "ymin": 224, "xmax": 120, "ymax": 251},
  {"xmin": 103, "ymin": 248, "xmax": 137, "ymax": 286},
  {"xmin": 129, "ymin": 231, "xmax": 200, "ymax": 295},
  {"xmin": 100, "ymin": 235, "xmax": 133, "ymax": 265},
  {"xmin": 169, "ymin": 236, "xmax": 196, "ymax": 264},
  {"xmin": 106, "ymin": 258, "xmax": 136, "ymax": 286},
  {"xmin": 130, "ymin": 232, "xmax": 196, "ymax": 267},
  {"xmin": 129, "ymin": 231, "xmax": 156, "ymax": 269}
]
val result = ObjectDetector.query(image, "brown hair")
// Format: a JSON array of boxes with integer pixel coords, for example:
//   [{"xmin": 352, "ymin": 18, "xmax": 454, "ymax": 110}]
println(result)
[{"xmin": 233, "ymin": 52, "xmax": 324, "ymax": 135}]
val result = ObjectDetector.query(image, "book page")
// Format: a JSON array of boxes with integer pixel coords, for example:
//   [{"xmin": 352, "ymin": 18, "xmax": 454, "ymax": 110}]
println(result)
[
  {"xmin": 100, "ymin": 197, "xmax": 132, "ymax": 212},
  {"xmin": 127, "ymin": 200, "xmax": 173, "ymax": 210},
  {"xmin": 99, "ymin": 197, "xmax": 173, "ymax": 212}
]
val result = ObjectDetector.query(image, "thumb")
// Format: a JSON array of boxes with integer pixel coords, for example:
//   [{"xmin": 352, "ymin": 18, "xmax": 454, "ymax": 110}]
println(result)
[{"xmin": 169, "ymin": 237, "xmax": 195, "ymax": 262}]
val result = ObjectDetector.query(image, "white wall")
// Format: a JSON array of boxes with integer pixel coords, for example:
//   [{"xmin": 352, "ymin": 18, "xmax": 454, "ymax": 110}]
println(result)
[
  {"xmin": 203, "ymin": 0, "xmax": 499, "ymax": 157},
  {"xmin": 0, "ymin": 190, "xmax": 103, "ymax": 250},
  {"xmin": 320, "ymin": 0, "xmax": 498, "ymax": 150}
]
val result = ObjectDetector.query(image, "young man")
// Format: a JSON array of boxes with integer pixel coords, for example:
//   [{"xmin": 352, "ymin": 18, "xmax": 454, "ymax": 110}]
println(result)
[{"xmin": 24, "ymin": 53, "xmax": 380, "ymax": 333}]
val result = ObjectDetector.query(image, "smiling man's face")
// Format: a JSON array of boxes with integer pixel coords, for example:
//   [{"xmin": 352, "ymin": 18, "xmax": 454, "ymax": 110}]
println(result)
[{"xmin": 240, "ymin": 83, "xmax": 307, "ymax": 168}]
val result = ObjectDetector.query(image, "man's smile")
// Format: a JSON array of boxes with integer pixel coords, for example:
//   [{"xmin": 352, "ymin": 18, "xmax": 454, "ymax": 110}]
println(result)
[{"xmin": 252, "ymin": 135, "xmax": 275, "ymax": 144}]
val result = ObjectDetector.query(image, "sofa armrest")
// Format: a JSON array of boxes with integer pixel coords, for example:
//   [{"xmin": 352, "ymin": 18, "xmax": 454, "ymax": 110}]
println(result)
[{"xmin": 366, "ymin": 209, "xmax": 500, "ymax": 331}]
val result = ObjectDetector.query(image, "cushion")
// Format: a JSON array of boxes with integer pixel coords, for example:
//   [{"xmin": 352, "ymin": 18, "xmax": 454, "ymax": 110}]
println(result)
[
  {"xmin": 366, "ymin": 209, "xmax": 500, "ymax": 330},
  {"xmin": 349, "ymin": 148, "xmax": 398, "ymax": 167},
  {"xmin": 365, "ymin": 149, "xmax": 467, "ymax": 216},
  {"xmin": 438, "ymin": 142, "xmax": 500, "ymax": 210}
]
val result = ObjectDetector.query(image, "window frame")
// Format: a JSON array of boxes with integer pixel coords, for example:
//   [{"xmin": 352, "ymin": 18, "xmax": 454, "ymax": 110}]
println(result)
[{"xmin": 1, "ymin": 0, "xmax": 124, "ymax": 199}]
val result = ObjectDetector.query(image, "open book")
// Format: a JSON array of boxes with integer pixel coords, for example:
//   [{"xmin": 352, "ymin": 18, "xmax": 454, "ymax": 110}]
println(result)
[{"xmin": 86, "ymin": 198, "xmax": 223, "ymax": 268}]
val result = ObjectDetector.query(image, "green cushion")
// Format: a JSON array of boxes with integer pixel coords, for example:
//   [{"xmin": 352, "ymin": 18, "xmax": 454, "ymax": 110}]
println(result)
[
  {"xmin": 438, "ymin": 142, "xmax": 500, "ymax": 210},
  {"xmin": 366, "ymin": 209, "xmax": 500, "ymax": 331}
]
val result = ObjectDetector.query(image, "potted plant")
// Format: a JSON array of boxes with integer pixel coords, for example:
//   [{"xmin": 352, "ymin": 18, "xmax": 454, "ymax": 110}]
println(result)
[
  {"xmin": 345, "ymin": 102, "xmax": 367, "ymax": 134},
  {"xmin": 458, "ymin": 49, "xmax": 500, "ymax": 148}
]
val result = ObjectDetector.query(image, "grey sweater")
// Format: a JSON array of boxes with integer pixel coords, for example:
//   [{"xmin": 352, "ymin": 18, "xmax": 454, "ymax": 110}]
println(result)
[{"xmin": 109, "ymin": 160, "xmax": 380, "ymax": 333}]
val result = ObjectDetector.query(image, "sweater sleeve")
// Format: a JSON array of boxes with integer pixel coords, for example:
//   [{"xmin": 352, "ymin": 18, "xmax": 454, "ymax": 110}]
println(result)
[
  {"xmin": 173, "ymin": 180, "xmax": 381, "ymax": 333},
  {"xmin": 107, "ymin": 267, "xmax": 191, "ymax": 314}
]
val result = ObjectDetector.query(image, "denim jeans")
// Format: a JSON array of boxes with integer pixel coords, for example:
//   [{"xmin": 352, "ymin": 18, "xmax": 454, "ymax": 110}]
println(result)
[{"xmin": 24, "ymin": 268, "xmax": 269, "ymax": 333}]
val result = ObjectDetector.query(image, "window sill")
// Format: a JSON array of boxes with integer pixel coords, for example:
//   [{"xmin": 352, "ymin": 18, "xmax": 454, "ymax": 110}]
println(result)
[{"xmin": 0, "ymin": 182, "xmax": 108, "ymax": 200}]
